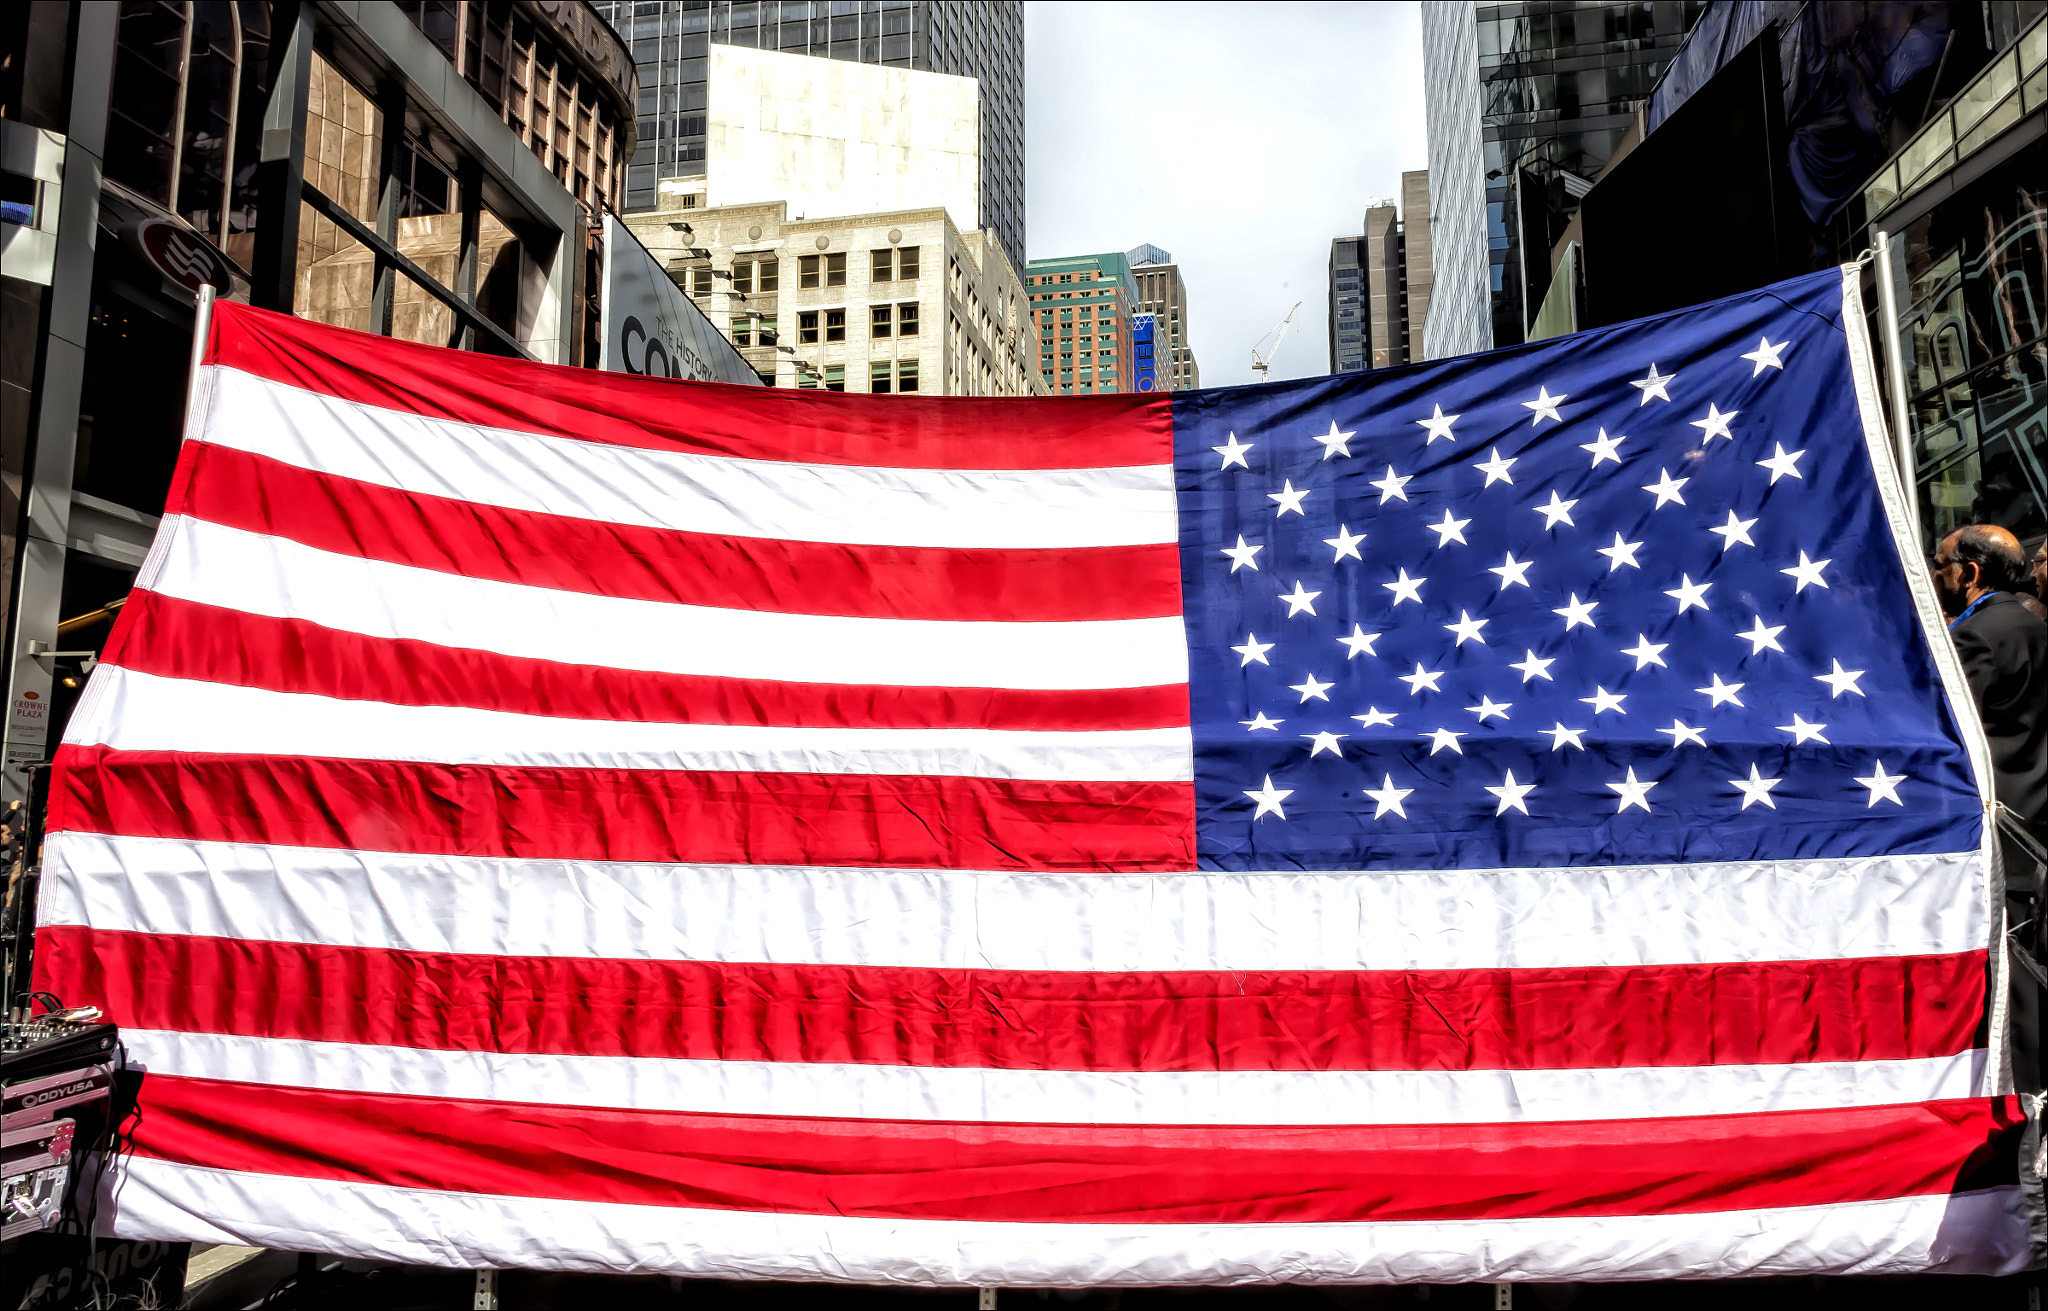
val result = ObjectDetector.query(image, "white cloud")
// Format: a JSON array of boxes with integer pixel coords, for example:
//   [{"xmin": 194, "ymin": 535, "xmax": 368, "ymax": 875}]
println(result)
[{"xmin": 1025, "ymin": 1, "xmax": 1428, "ymax": 387}]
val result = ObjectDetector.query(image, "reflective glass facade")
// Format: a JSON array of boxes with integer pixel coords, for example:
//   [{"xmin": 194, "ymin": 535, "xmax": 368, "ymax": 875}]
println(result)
[
  {"xmin": 1897, "ymin": 138, "xmax": 2048, "ymax": 549},
  {"xmin": 1477, "ymin": 1, "xmax": 1702, "ymax": 346},
  {"xmin": 1328, "ymin": 237, "xmax": 1366, "ymax": 372},
  {"xmin": 592, "ymin": 1, "xmax": 1025, "ymax": 264}
]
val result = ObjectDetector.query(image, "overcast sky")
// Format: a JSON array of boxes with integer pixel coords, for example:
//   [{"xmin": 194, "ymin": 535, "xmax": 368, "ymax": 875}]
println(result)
[{"xmin": 1024, "ymin": 2, "xmax": 1429, "ymax": 388}]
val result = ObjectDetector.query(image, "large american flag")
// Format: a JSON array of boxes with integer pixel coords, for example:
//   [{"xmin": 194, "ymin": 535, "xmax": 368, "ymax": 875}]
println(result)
[{"xmin": 37, "ymin": 269, "xmax": 2031, "ymax": 1283}]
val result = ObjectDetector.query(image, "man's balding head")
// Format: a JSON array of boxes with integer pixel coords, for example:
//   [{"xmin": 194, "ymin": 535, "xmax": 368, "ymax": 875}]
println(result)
[{"xmin": 1934, "ymin": 523, "xmax": 2027, "ymax": 613}]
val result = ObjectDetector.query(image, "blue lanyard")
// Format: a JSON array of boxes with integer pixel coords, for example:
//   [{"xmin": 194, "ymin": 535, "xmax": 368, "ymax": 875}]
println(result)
[{"xmin": 1948, "ymin": 592, "xmax": 1994, "ymax": 631}]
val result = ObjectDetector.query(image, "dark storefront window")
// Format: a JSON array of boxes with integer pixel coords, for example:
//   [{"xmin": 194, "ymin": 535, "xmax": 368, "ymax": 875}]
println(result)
[
  {"xmin": 1901, "ymin": 140, "xmax": 2048, "ymax": 548},
  {"xmin": 105, "ymin": 1, "xmax": 191, "ymax": 207}
]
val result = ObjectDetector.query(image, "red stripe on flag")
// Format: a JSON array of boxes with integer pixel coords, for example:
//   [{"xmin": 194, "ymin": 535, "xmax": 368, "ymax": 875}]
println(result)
[
  {"xmin": 170, "ymin": 443, "xmax": 1184, "ymax": 623},
  {"xmin": 37, "ymin": 926, "xmax": 1984, "ymax": 1073},
  {"xmin": 51, "ymin": 747, "xmax": 1198, "ymax": 872},
  {"xmin": 122, "ymin": 1073, "xmax": 2023, "ymax": 1223},
  {"xmin": 207, "ymin": 302, "xmax": 1174, "ymax": 471},
  {"xmin": 104, "ymin": 594, "xmax": 1191, "ymax": 731}
]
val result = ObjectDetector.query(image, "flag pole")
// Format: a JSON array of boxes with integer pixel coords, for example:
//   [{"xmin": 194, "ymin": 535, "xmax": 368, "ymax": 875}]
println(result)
[
  {"xmin": 1871, "ymin": 230, "xmax": 1922, "ymax": 551},
  {"xmin": 186, "ymin": 282, "xmax": 217, "ymax": 433}
]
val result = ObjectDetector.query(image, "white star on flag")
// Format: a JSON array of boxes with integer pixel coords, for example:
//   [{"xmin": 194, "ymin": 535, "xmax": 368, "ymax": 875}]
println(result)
[
  {"xmin": 1697, "ymin": 674, "xmax": 1745, "ymax": 706},
  {"xmin": 1336, "ymin": 624, "xmax": 1380, "ymax": 658},
  {"xmin": 1279, "ymin": 581, "xmax": 1321, "ymax": 616},
  {"xmin": 1222, "ymin": 535, "xmax": 1262, "ymax": 572},
  {"xmin": 1324, "ymin": 524, "xmax": 1365, "ymax": 562},
  {"xmin": 1581, "ymin": 687, "xmax": 1627, "ymax": 715},
  {"xmin": 1269, "ymin": 479, "xmax": 1311, "ymax": 515},
  {"xmin": 1741, "ymin": 336, "xmax": 1788, "ymax": 374},
  {"xmin": 1371, "ymin": 465, "xmax": 1413, "ymax": 503},
  {"xmin": 1474, "ymin": 448, "xmax": 1517, "ymax": 485},
  {"xmin": 1778, "ymin": 714, "xmax": 1829, "ymax": 744},
  {"xmin": 1657, "ymin": 720, "xmax": 1707, "ymax": 748},
  {"xmin": 1291, "ymin": 673, "xmax": 1334, "ymax": 702},
  {"xmin": 1444, "ymin": 610, "xmax": 1488, "ymax": 645},
  {"xmin": 1709, "ymin": 511, "xmax": 1759, "ymax": 549},
  {"xmin": 1622, "ymin": 634, "xmax": 1669, "ymax": 669},
  {"xmin": 1428, "ymin": 509, "xmax": 1472, "ymax": 547},
  {"xmin": 1690, "ymin": 403, "xmax": 1737, "ymax": 441},
  {"xmin": 1855, "ymin": 761, "xmax": 1907, "ymax": 806},
  {"xmin": 1757, "ymin": 444, "xmax": 1806, "ymax": 483},
  {"xmin": 1384, "ymin": 568, "xmax": 1426, "ymax": 606},
  {"xmin": 1240, "ymin": 712, "xmax": 1283, "ymax": 731},
  {"xmin": 1642, "ymin": 468, "xmax": 1689, "ymax": 508},
  {"xmin": 1553, "ymin": 593, "xmax": 1599, "ymax": 630},
  {"xmin": 1486, "ymin": 770, "xmax": 1536, "ymax": 815},
  {"xmin": 1312, "ymin": 420, "xmax": 1356, "ymax": 459},
  {"xmin": 1467, "ymin": 695, "xmax": 1511, "ymax": 722},
  {"xmin": 1597, "ymin": 533, "xmax": 1644, "ymax": 571},
  {"xmin": 1631, "ymin": 364, "xmax": 1676, "ymax": 404},
  {"xmin": 1233, "ymin": 633, "xmax": 1274, "ymax": 666},
  {"xmin": 1581, "ymin": 429, "xmax": 1626, "ymax": 465},
  {"xmin": 1815, "ymin": 659, "xmax": 1865, "ymax": 697},
  {"xmin": 1738, "ymin": 616, "xmax": 1786, "ymax": 654},
  {"xmin": 1353, "ymin": 707, "xmax": 1398, "ymax": 729},
  {"xmin": 1213, "ymin": 432, "xmax": 1252, "ymax": 469},
  {"xmin": 1782, "ymin": 551, "xmax": 1831, "ymax": 592},
  {"xmin": 1665, "ymin": 574, "xmax": 1712, "ymax": 612},
  {"xmin": 1607, "ymin": 767, "xmax": 1658, "ymax": 812},
  {"xmin": 1546, "ymin": 722, "xmax": 1588, "ymax": 750},
  {"xmin": 1244, "ymin": 774, "xmax": 1292, "ymax": 820},
  {"xmin": 1490, "ymin": 552, "xmax": 1534, "ymax": 588},
  {"xmin": 1730, "ymin": 764, "xmax": 1782, "ymax": 810},
  {"xmin": 1421, "ymin": 727, "xmax": 1465, "ymax": 755},
  {"xmin": 1364, "ymin": 774, "xmax": 1413, "ymax": 818},
  {"xmin": 1416, "ymin": 404, "xmax": 1459, "ymax": 444},
  {"xmin": 1301, "ymin": 730, "xmax": 1346, "ymax": 758},
  {"xmin": 1523, "ymin": 386, "xmax": 1567, "ymax": 424},
  {"xmin": 1511, "ymin": 649, "xmax": 1556, "ymax": 682},
  {"xmin": 1400, "ymin": 663, "xmax": 1445, "ymax": 696},
  {"xmin": 1536, "ymin": 490, "xmax": 1578, "ymax": 529}
]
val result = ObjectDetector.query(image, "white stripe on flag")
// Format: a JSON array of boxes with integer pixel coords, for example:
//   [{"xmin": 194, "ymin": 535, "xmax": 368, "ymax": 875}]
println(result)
[
  {"xmin": 201, "ymin": 366, "xmax": 1179, "ymax": 549},
  {"xmin": 141, "ymin": 516, "xmax": 1191, "ymax": 691},
  {"xmin": 42, "ymin": 833, "xmax": 1986, "ymax": 972},
  {"xmin": 122, "ymin": 1029, "xmax": 1987, "ymax": 1127},
  {"xmin": 105, "ymin": 1159, "xmax": 2032, "ymax": 1284},
  {"xmin": 67, "ymin": 668, "xmax": 1195, "ymax": 783}
]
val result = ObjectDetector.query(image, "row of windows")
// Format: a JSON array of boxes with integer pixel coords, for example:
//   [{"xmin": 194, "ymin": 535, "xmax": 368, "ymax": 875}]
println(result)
[
  {"xmin": 793, "ymin": 247, "xmax": 921, "ymax": 289},
  {"xmin": 686, "ymin": 250, "xmax": 923, "ymax": 299},
  {"xmin": 795, "ymin": 358, "xmax": 922, "ymax": 393},
  {"xmin": 792, "ymin": 304, "xmax": 922, "ymax": 344}
]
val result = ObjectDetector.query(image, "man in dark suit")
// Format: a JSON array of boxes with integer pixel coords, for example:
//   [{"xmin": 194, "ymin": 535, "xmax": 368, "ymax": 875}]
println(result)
[{"xmin": 1933, "ymin": 524, "xmax": 2047, "ymax": 834}]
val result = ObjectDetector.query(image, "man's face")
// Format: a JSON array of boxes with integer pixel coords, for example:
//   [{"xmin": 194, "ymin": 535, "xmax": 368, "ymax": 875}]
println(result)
[
  {"xmin": 2033, "ymin": 544, "xmax": 2046, "ymax": 600},
  {"xmin": 1931, "ymin": 534, "xmax": 1971, "ymax": 615}
]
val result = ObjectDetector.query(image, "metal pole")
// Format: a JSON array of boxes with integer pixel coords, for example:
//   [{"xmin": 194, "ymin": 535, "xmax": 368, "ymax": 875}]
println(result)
[
  {"xmin": 1872, "ymin": 229, "xmax": 1922, "ymax": 551},
  {"xmin": 186, "ymin": 283, "xmax": 216, "ymax": 428}
]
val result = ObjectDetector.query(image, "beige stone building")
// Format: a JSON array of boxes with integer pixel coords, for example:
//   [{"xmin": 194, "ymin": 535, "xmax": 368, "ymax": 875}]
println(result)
[{"xmin": 623, "ymin": 194, "xmax": 1043, "ymax": 395}]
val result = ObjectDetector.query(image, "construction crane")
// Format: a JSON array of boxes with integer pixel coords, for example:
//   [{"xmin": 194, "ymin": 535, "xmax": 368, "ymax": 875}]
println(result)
[{"xmin": 1251, "ymin": 301, "xmax": 1302, "ymax": 383}]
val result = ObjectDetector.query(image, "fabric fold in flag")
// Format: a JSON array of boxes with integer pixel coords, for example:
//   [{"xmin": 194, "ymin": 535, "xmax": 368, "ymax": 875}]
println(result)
[{"xmin": 38, "ymin": 271, "xmax": 2029, "ymax": 1284}]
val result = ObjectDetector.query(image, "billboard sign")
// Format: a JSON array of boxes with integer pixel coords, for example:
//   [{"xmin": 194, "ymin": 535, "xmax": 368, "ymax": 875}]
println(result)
[
  {"xmin": 600, "ymin": 214, "xmax": 760, "ymax": 385},
  {"xmin": 1132, "ymin": 312, "xmax": 1165, "ymax": 393}
]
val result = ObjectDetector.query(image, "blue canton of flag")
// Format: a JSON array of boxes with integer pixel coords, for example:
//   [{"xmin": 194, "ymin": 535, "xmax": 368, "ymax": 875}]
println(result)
[{"xmin": 1174, "ymin": 270, "xmax": 1981, "ymax": 871}]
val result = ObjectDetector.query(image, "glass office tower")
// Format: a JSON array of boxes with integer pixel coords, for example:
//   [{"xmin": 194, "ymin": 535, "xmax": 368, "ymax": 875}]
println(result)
[
  {"xmin": 1475, "ymin": 1, "xmax": 1702, "ymax": 346},
  {"xmin": 592, "ymin": 1, "xmax": 1025, "ymax": 264}
]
